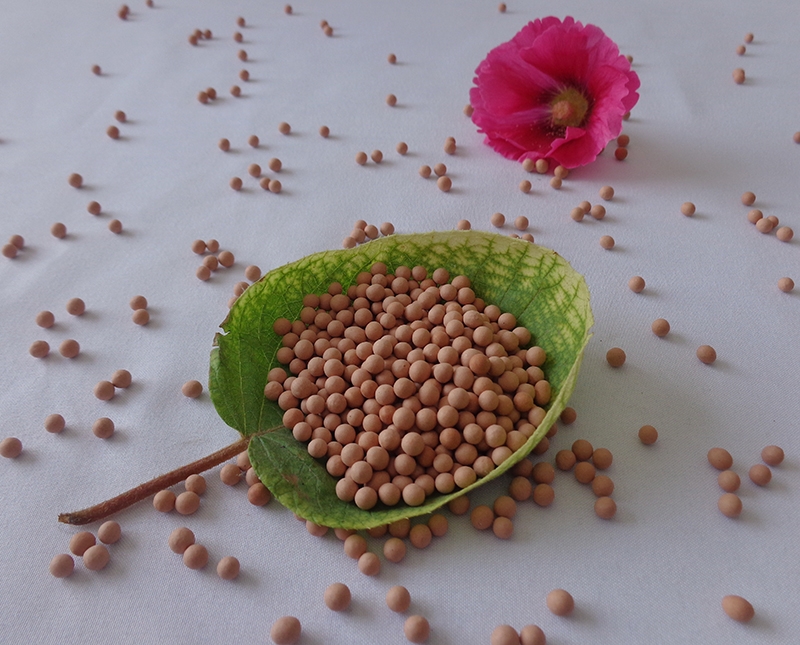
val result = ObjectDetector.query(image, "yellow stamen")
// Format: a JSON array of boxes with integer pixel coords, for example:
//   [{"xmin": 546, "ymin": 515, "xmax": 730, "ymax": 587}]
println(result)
[{"xmin": 550, "ymin": 87, "xmax": 589, "ymax": 128}]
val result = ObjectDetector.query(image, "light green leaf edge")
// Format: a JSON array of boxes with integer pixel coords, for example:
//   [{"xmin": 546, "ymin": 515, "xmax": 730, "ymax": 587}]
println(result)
[{"xmin": 209, "ymin": 231, "xmax": 593, "ymax": 529}]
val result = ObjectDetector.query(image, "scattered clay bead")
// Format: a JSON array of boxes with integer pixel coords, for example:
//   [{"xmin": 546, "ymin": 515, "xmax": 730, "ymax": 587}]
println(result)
[
  {"xmin": 549, "ymin": 177, "xmax": 562, "ymax": 189},
  {"xmin": 470, "ymin": 505, "xmax": 495, "ymax": 530},
  {"xmin": 218, "ymin": 250, "xmax": 235, "ymax": 267},
  {"xmin": 560, "ymin": 407, "xmax": 577, "ymax": 425},
  {"xmin": 744, "ymin": 32, "xmax": 754, "ymax": 43},
  {"xmin": 387, "ymin": 585, "xmax": 412, "ymax": 612},
  {"xmin": 355, "ymin": 151, "xmax": 368, "ymax": 165},
  {"xmin": 444, "ymin": 137, "xmax": 456, "ymax": 155},
  {"xmin": 490, "ymin": 625, "xmax": 518, "ymax": 645},
  {"xmin": 83, "ymin": 544, "xmax": 110, "ymax": 571},
  {"xmin": 248, "ymin": 483, "xmax": 272, "ymax": 506},
  {"xmin": 284, "ymin": 5, "xmax": 293, "ymax": 14},
  {"xmin": 696, "ymin": 345, "xmax": 717, "ymax": 364},
  {"xmin": 755, "ymin": 217, "xmax": 773, "ymax": 234},
  {"xmin": 532, "ymin": 484, "xmax": 554, "ymax": 507},
  {"xmin": 614, "ymin": 147, "xmax": 628, "ymax": 160},
  {"xmin": 59, "ymin": 339, "xmax": 80, "ymax": 359},
  {"xmin": 51, "ymin": 223, "xmax": 67, "ymax": 238},
  {"xmin": 777, "ymin": 277, "xmax": 794, "ymax": 293},
  {"xmin": 324, "ymin": 582, "xmax": 352, "ymax": 611},
  {"xmin": 36, "ymin": 311, "xmax": 55, "ymax": 328},
  {"xmin": 722, "ymin": 595, "xmax": 754, "ymax": 622},
  {"xmin": 2, "ymin": 243, "xmax": 18, "ymax": 258},
  {"xmin": 129, "ymin": 295, "xmax": 148, "ymax": 312},
  {"xmin": 384, "ymin": 537, "xmax": 407, "ymax": 563},
  {"xmin": 717, "ymin": 470, "xmax": 740, "ymax": 493},
  {"xmin": 396, "ymin": 142, "xmax": 408, "ymax": 155},
  {"xmin": 239, "ymin": 69, "xmax": 250, "ymax": 81},
  {"xmin": 108, "ymin": 219, "xmax": 123, "ymax": 234},
  {"xmin": 183, "ymin": 543, "xmax": 209, "ymax": 569},
  {"xmin": 267, "ymin": 158, "xmax": 282, "ymax": 173},
  {"xmin": 230, "ymin": 85, "xmax": 241, "ymax": 97},
  {"xmin": 278, "ymin": 122, "xmax": 291, "ymax": 135},
  {"xmin": 554, "ymin": 165, "xmax": 569, "ymax": 180},
  {"xmin": 44, "ymin": 413, "xmax": 65, "ymax": 434},
  {"xmin": 92, "ymin": 64, "xmax": 101, "ymax": 75},
  {"xmin": 168, "ymin": 527, "xmax": 195, "ymax": 553},
  {"xmin": 749, "ymin": 464, "xmax": 772, "ymax": 486},
  {"xmin": 651, "ymin": 318, "xmax": 670, "ymax": 337},
  {"xmin": 218, "ymin": 138, "xmax": 231, "ymax": 152},
  {"xmin": 761, "ymin": 445, "xmax": 784, "ymax": 466},
  {"xmin": 591, "ymin": 474, "xmax": 614, "ymax": 497},
  {"xmin": 154, "ymin": 489, "xmax": 176, "ymax": 512},
  {"xmin": 491, "ymin": 212, "xmax": 505, "ymax": 227},
  {"xmin": 534, "ymin": 159, "xmax": 548, "ymax": 173},
  {"xmin": 217, "ymin": 556, "xmax": 240, "ymax": 580},
  {"xmin": 197, "ymin": 91, "xmax": 209, "ymax": 104},
  {"xmin": 175, "ymin": 491, "xmax": 201, "ymax": 515},
  {"xmin": 247, "ymin": 134, "xmax": 259, "ymax": 148},
  {"xmin": 606, "ymin": 347, "xmax": 626, "ymax": 367},
  {"xmin": 572, "ymin": 439, "xmax": 593, "ymax": 461},
  {"xmin": 746, "ymin": 209, "xmax": 763, "ymax": 224},
  {"xmin": 270, "ymin": 617, "xmax": 301, "ymax": 645},
  {"xmin": 87, "ymin": 201, "xmax": 102, "ymax": 216},
  {"xmin": 69, "ymin": 531, "xmax": 96, "ymax": 556},
  {"xmin": 319, "ymin": 125, "xmax": 330, "ymax": 138},
  {"xmin": 358, "ymin": 551, "xmax": 380, "ymax": 576},
  {"xmin": 132, "ymin": 308, "xmax": 150, "ymax": 325},
  {"xmin": 456, "ymin": 219, "xmax": 471, "ymax": 230},
  {"xmin": 371, "ymin": 150, "xmax": 383, "ymax": 163},
  {"xmin": 92, "ymin": 417, "xmax": 115, "ymax": 439},
  {"xmin": 593, "ymin": 448, "xmax": 613, "ymax": 470},
  {"xmin": 589, "ymin": 204, "xmax": 606, "ymax": 220},
  {"xmin": 185, "ymin": 474, "xmax": 207, "ymax": 495},
  {"xmin": 514, "ymin": 216, "xmax": 529, "ymax": 231},
  {"xmin": 244, "ymin": 265, "xmax": 261, "ymax": 282},
  {"xmin": 718, "ymin": 493, "xmax": 742, "ymax": 518},
  {"xmin": 519, "ymin": 625, "xmax": 546, "ymax": 645},
  {"xmin": 599, "ymin": 185, "xmax": 614, "ymax": 201},
  {"xmin": 794, "ymin": 131, "xmax": 800, "ymax": 144},
  {"xmin": 386, "ymin": 93, "xmax": 397, "ymax": 107},
  {"xmin": 94, "ymin": 381, "xmax": 115, "ymax": 401},
  {"xmin": 594, "ymin": 496, "xmax": 616, "ymax": 519},
  {"xmin": 107, "ymin": 125, "xmax": 120, "ymax": 139},
  {"xmin": 638, "ymin": 425, "xmax": 658, "ymax": 445},
  {"xmin": 708, "ymin": 447, "xmax": 733, "ymax": 470},
  {"xmin": 599, "ymin": 235, "xmax": 615, "ymax": 250},
  {"xmin": 570, "ymin": 207, "xmax": 585, "ymax": 222},
  {"xmin": 68, "ymin": 173, "xmax": 83, "ymax": 188},
  {"xmin": 776, "ymin": 226, "xmax": 794, "ymax": 242},
  {"xmin": 433, "ymin": 163, "xmax": 447, "ymax": 177},
  {"xmin": 387, "ymin": 52, "xmax": 397, "ymax": 64},
  {"xmin": 49, "ymin": 553, "xmax": 75, "ymax": 578},
  {"xmin": 181, "ymin": 380, "xmax": 202, "ymax": 398},
  {"xmin": 220, "ymin": 463, "xmax": 241, "ymax": 485},
  {"xmin": 237, "ymin": 49, "xmax": 248, "ymax": 61},
  {"xmin": 681, "ymin": 202, "xmax": 696, "ymax": 217},
  {"xmin": 29, "ymin": 340, "xmax": 50, "ymax": 358},
  {"xmin": 248, "ymin": 163, "xmax": 261, "ymax": 178},
  {"xmin": 0, "ymin": 436, "xmax": 22, "ymax": 459},
  {"xmin": 437, "ymin": 176, "xmax": 452, "ymax": 192},
  {"xmin": 98, "ymin": 520, "xmax": 122, "ymax": 544},
  {"xmin": 518, "ymin": 179, "xmax": 532, "ymax": 193},
  {"xmin": 574, "ymin": 461, "xmax": 596, "ymax": 484},
  {"xmin": 463, "ymin": 103, "xmax": 474, "ymax": 117},
  {"xmin": 741, "ymin": 191, "xmax": 756, "ymax": 206},
  {"xmin": 617, "ymin": 134, "xmax": 630, "ymax": 147},
  {"xmin": 732, "ymin": 68, "xmax": 745, "ymax": 84},
  {"xmin": 268, "ymin": 179, "xmax": 282, "ymax": 193},
  {"xmin": 546, "ymin": 589, "xmax": 574, "ymax": 616},
  {"xmin": 66, "ymin": 298, "xmax": 86, "ymax": 316},
  {"xmin": 419, "ymin": 165, "xmax": 432, "ymax": 178},
  {"xmin": 555, "ymin": 449, "xmax": 577, "ymax": 471},
  {"xmin": 380, "ymin": 222, "xmax": 395, "ymax": 235},
  {"xmin": 628, "ymin": 276, "xmax": 645, "ymax": 293},
  {"xmin": 404, "ymin": 616, "xmax": 430, "ymax": 644}
]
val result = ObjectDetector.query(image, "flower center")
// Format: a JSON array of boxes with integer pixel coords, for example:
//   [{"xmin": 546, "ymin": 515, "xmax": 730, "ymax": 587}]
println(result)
[{"xmin": 550, "ymin": 87, "xmax": 589, "ymax": 128}]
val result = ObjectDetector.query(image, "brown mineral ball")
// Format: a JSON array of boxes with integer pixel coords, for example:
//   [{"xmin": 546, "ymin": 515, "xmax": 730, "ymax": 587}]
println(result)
[
  {"xmin": 51, "ymin": 223, "xmax": 67, "ymax": 238},
  {"xmin": 777, "ymin": 277, "xmax": 794, "ymax": 293},
  {"xmin": 107, "ymin": 125, "xmax": 120, "ymax": 139},
  {"xmin": 594, "ymin": 496, "xmax": 616, "ymax": 519},
  {"xmin": 59, "ymin": 339, "xmax": 80, "ymax": 359},
  {"xmin": 44, "ymin": 413, "xmax": 65, "ymax": 434},
  {"xmin": 386, "ymin": 93, "xmax": 397, "ymax": 107},
  {"xmin": 270, "ymin": 617, "xmax": 302, "ymax": 645},
  {"xmin": 92, "ymin": 417, "xmax": 115, "ymax": 439},
  {"xmin": 651, "ymin": 318, "xmax": 670, "ymax": 337},
  {"xmin": 69, "ymin": 531, "xmax": 96, "ymax": 556},
  {"xmin": 628, "ymin": 276, "xmax": 645, "ymax": 293},
  {"xmin": 599, "ymin": 235, "xmax": 615, "ymax": 250},
  {"xmin": 168, "ymin": 527, "xmax": 195, "ymax": 553},
  {"xmin": 185, "ymin": 474, "xmax": 207, "ymax": 495},
  {"xmin": 153, "ymin": 489, "xmax": 176, "ymax": 513},
  {"xmin": 94, "ymin": 381, "xmax": 115, "ymax": 401},
  {"xmin": 448, "ymin": 495, "xmax": 470, "ymax": 515},
  {"xmin": 68, "ymin": 173, "xmax": 83, "ymax": 188},
  {"xmin": 617, "ymin": 134, "xmax": 630, "ymax": 147},
  {"xmin": 717, "ymin": 470, "xmax": 740, "ymax": 493},
  {"xmin": 98, "ymin": 520, "xmax": 122, "ymax": 544},
  {"xmin": 591, "ymin": 474, "xmax": 615, "ymax": 497},
  {"xmin": 696, "ymin": 345, "xmax": 716, "ymax": 364},
  {"xmin": 175, "ymin": 491, "xmax": 201, "ymax": 515},
  {"xmin": 532, "ymin": 483, "xmax": 554, "ymax": 507},
  {"xmin": 230, "ymin": 85, "xmax": 241, "ymax": 97},
  {"xmin": 546, "ymin": 589, "xmax": 574, "ymax": 616},
  {"xmin": 383, "ymin": 537, "xmax": 407, "ymax": 563},
  {"xmin": 49, "ymin": 554, "xmax": 75, "ymax": 578},
  {"xmin": 572, "ymin": 439, "xmax": 593, "ymax": 461},
  {"xmin": 404, "ymin": 616, "xmax": 430, "ymax": 644},
  {"xmin": 197, "ymin": 91, "xmax": 209, "ymax": 104},
  {"xmin": 614, "ymin": 147, "xmax": 628, "ymax": 161},
  {"xmin": 437, "ymin": 176, "xmax": 452, "ymax": 192},
  {"xmin": 132, "ymin": 309, "xmax": 150, "ymax": 325},
  {"xmin": 357, "ymin": 551, "xmax": 380, "ymax": 576},
  {"xmin": 66, "ymin": 297, "xmax": 86, "ymax": 316},
  {"xmin": 239, "ymin": 69, "xmax": 250, "ymax": 81},
  {"xmin": 278, "ymin": 122, "xmax": 291, "ymax": 135},
  {"xmin": 592, "ymin": 448, "xmax": 613, "ymax": 470},
  {"xmin": 708, "ymin": 447, "xmax": 733, "ymax": 470},
  {"xmin": 217, "ymin": 556, "xmax": 240, "ymax": 580},
  {"xmin": 732, "ymin": 68, "xmax": 745, "ymax": 84},
  {"xmin": 92, "ymin": 64, "xmax": 101, "ymax": 75},
  {"xmin": 721, "ymin": 595, "xmax": 754, "ymax": 622},
  {"xmin": 749, "ymin": 464, "xmax": 772, "ymax": 486},
  {"xmin": 470, "ymin": 505, "xmax": 494, "ymax": 530},
  {"xmin": 319, "ymin": 125, "xmax": 330, "ymax": 138},
  {"xmin": 761, "ymin": 445, "xmax": 784, "ymax": 466},
  {"xmin": 29, "ymin": 340, "xmax": 50, "ymax": 358},
  {"xmin": 183, "ymin": 543, "xmax": 209, "ymax": 569},
  {"xmin": 776, "ymin": 226, "xmax": 794, "ymax": 242},
  {"xmin": 87, "ymin": 201, "xmax": 102, "ymax": 215},
  {"xmin": 463, "ymin": 103, "xmax": 474, "ymax": 117},
  {"xmin": 2, "ymin": 243, "xmax": 18, "ymax": 259},
  {"xmin": 182, "ymin": 380, "xmax": 203, "ymax": 398},
  {"xmin": 490, "ymin": 625, "xmax": 518, "ymax": 645},
  {"xmin": 718, "ymin": 493, "xmax": 742, "ymax": 518},
  {"xmin": 638, "ymin": 425, "xmax": 658, "ymax": 445},
  {"xmin": 574, "ymin": 461, "xmax": 596, "ymax": 484},
  {"xmin": 741, "ymin": 191, "xmax": 756, "ymax": 206},
  {"xmin": 83, "ymin": 544, "xmax": 110, "ymax": 571},
  {"xmin": 519, "ymin": 625, "xmax": 546, "ymax": 645},
  {"xmin": 606, "ymin": 347, "xmax": 626, "ymax": 367},
  {"xmin": 599, "ymin": 185, "xmax": 614, "ymax": 201},
  {"xmin": 324, "ymin": 582, "xmax": 352, "ymax": 611},
  {"xmin": 680, "ymin": 202, "xmax": 696, "ymax": 217},
  {"xmin": 108, "ymin": 219, "xmax": 123, "ymax": 234},
  {"xmin": 218, "ymin": 138, "xmax": 230, "ymax": 152},
  {"xmin": 555, "ymin": 449, "xmax": 576, "ymax": 471},
  {"xmin": 386, "ymin": 585, "xmax": 411, "ymax": 612}
]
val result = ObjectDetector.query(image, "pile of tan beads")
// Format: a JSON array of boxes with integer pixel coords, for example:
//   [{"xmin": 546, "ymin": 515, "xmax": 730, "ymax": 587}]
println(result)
[{"xmin": 264, "ymin": 262, "xmax": 553, "ymax": 510}]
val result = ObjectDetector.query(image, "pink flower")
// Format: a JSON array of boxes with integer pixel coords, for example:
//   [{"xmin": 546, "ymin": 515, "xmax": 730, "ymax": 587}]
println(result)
[{"xmin": 470, "ymin": 16, "xmax": 640, "ymax": 169}]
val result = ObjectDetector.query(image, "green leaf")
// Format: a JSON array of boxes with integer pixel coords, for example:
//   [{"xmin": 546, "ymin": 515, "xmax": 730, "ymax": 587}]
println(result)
[{"xmin": 209, "ymin": 231, "xmax": 592, "ymax": 529}]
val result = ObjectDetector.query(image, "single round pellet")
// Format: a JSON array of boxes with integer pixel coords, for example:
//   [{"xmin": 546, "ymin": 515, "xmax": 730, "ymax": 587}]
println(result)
[
  {"xmin": 278, "ymin": 122, "xmax": 291, "ymax": 135},
  {"xmin": 182, "ymin": 380, "xmax": 203, "ymax": 398},
  {"xmin": 270, "ymin": 616, "xmax": 301, "ymax": 645},
  {"xmin": 749, "ymin": 464, "xmax": 772, "ymax": 486},
  {"xmin": 44, "ymin": 413, "xmax": 65, "ymax": 434},
  {"xmin": 546, "ymin": 589, "xmax": 574, "ymax": 616},
  {"xmin": 92, "ymin": 65, "xmax": 101, "ymax": 75},
  {"xmin": 87, "ymin": 201, "xmax": 102, "ymax": 216},
  {"xmin": 599, "ymin": 185, "xmax": 614, "ymax": 201},
  {"xmin": 590, "ymin": 204, "xmax": 606, "ymax": 220},
  {"xmin": 444, "ymin": 138, "xmax": 456, "ymax": 155},
  {"xmin": 433, "ymin": 163, "xmax": 447, "ymax": 177},
  {"xmin": 230, "ymin": 85, "xmax": 241, "ymax": 97},
  {"xmin": 324, "ymin": 582, "xmax": 351, "ymax": 611},
  {"xmin": 229, "ymin": 177, "xmax": 243, "ymax": 191},
  {"xmin": 638, "ymin": 425, "xmax": 658, "ymax": 444},
  {"xmin": 733, "ymin": 68, "xmax": 745, "ymax": 84},
  {"xmin": 514, "ymin": 216, "xmax": 529, "ymax": 231},
  {"xmin": 319, "ymin": 125, "xmax": 330, "ymax": 138},
  {"xmin": 755, "ymin": 217, "xmax": 773, "ymax": 234},
  {"xmin": 218, "ymin": 138, "xmax": 231, "ymax": 152},
  {"xmin": 83, "ymin": 544, "xmax": 110, "ymax": 571},
  {"xmin": 248, "ymin": 483, "xmax": 272, "ymax": 506},
  {"xmin": 355, "ymin": 151, "xmax": 368, "ymax": 165},
  {"xmin": 599, "ymin": 235, "xmax": 615, "ymax": 250},
  {"xmin": 168, "ymin": 527, "xmax": 195, "ymax": 553},
  {"xmin": 741, "ymin": 191, "xmax": 756, "ymax": 206},
  {"xmin": 722, "ymin": 595, "xmax": 754, "ymax": 622},
  {"xmin": 519, "ymin": 625, "xmax": 546, "ymax": 645},
  {"xmin": 718, "ymin": 470, "xmax": 740, "ymax": 493},
  {"xmin": 387, "ymin": 53, "xmax": 397, "ymax": 64},
  {"xmin": 396, "ymin": 142, "xmax": 408, "ymax": 155},
  {"xmin": 570, "ymin": 207, "xmax": 584, "ymax": 222},
  {"xmin": 437, "ymin": 176, "xmax": 452, "ymax": 192},
  {"xmin": 776, "ymin": 226, "xmax": 794, "ymax": 242},
  {"xmin": 36, "ymin": 311, "xmax": 55, "ymax": 328},
  {"xmin": 761, "ymin": 445, "xmax": 784, "ymax": 466},
  {"xmin": 94, "ymin": 381, "xmax": 115, "ymax": 401},
  {"xmin": 696, "ymin": 345, "xmax": 717, "ymax": 364},
  {"xmin": 107, "ymin": 125, "xmax": 120, "ymax": 139},
  {"xmin": 404, "ymin": 616, "xmax": 430, "ymax": 644},
  {"xmin": 0, "ymin": 437, "xmax": 22, "ymax": 458},
  {"xmin": 108, "ymin": 219, "xmax": 123, "ymax": 234},
  {"xmin": 357, "ymin": 551, "xmax": 380, "ymax": 576},
  {"xmin": 519, "ymin": 180, "xmax": 532, "ymax": 193},
  {"xmin": 2, "ymin": 243, "xmax": 18, "ymax": 258},
  {"xmin": 175, "ymin": 491, "xmax": 200, "ymax": 515},
  {"xmin": 594, "ymin": 496, "xmax": 616, "ymax": 519},
  {"xmin": 680, "ymin": 202, "xmax": 696, "ymax": 217},
  {"xmin": 49, "ymin": 554, "xmax": 75, "ymax": 578},
  {"xmin": 51, "ymin": 223, "xmax": 67, "ymax": 238},
  {"xmin": 68, "ymin": 173, "xmax": 83, "ymax": 188},
  {"xmin": 380, "ymin": 222, "xmax": 395, "ymax": 236},
  {"xmin": 490, "ymin": 212, "xmax": 505, "ymax": 227},
  {"xmin": 185, "ymin": 474, "xmax": 207, "ymax": 495},
  {"xmin": 628, "ymin": 276, "xmax": 645, "ymax": 293},
  {"xmin": 268, "ymin": 179, "xmax": 282, "ymax": 194},
  {"xmin": 463, "ymin": 103, "xmax": 474, "ymax": 117},
  {"xmin": 248, "ymin": 163, "xmax": 261, "ymax": 178},
  {"xmin": 267, "ymin": 158, "xmax": 282, "ymax": 173},
  {"xmin": 708, "ymin": 447, "xmax": 733, "ymax": 470},
  {"xmin": 183, "ymin": 543, "xmax": 209, "ymax": 569},
  {"xmin": 591, "ymin": 474, "xmax": 614, "ymax": 497},
  {"xmin": 154, "ymin": 490, "xmax": 176, "ymax": 513},
  {"xmin": 419, "ymin": 165, "xmax": 432, "ymax": 178},
  {"xmin": 239, "ymin": 69, "xmax": 250, "ymax": 81},
  {"xmin": 132, "ymin": 309, "xmax": 150, "ymax": 325},
  {"xmin": 606, "ymin": 347, "xmax": 626, "ymax": 367},
  {"xmin": 197, "ymin": 91, "xmax": 209, "ymax": 104},
  {"xmin": 718, "ymin": 493, "xmax": 742, "ymax": 518},
  {"xmin": 617, "ymin": 134, "xmax": 630, "ymax": 147},
  {"xmin": 456, "ymin": 220, "xmax": 471, "ymax": 231},
  {"xmin": 651, "ymin": 319, "xmax": 670, "ymax": 337},
  {"xmin": 92, "ymin": 417, "xmax": 115, "ymax": 439},
  {"xmin": 386, "ymin": 93, "xmax": 397, "ymax": 107},
  {"xmin": 371, "ymin": 150, "xmax": 383, "ymax": 163},
  {"xmin": 237, "ymin": 49, "xmax": 248, "ymax": 61},
  {"xmin": 387, "ymin": 585, "xmax": 411, "ymax": 612},
  {"xmin": 29, "ymin": 340, "xmax": 50, "ymax": 358},
  {"xmin": 490, "ymin": 625, "xmax": 518, "ymax": 645},
  {"xmin": 614, "ymin": 147, "xmax": 628, "ymax": 160},
  {"xmin": 746, "ymin": 209, "xmax": 763, "ymax": 224},
  {"xmin": 98, "ymin": 521, "xmax": 122, "ymax": 544},
  {"xmin": 777, "ymin": 277, "xmax": 794, "ymax": 293},
  {"xmin": 549, "ymin": 177, "xmax": 562, "ymax": 189},
  {"xmin": 66, "ymin": 298, "xmax": 85, "ymax": 316},
  {"xmin": 69, "ymin": 531, "xmax": 96, "ymax": 556},
  {"xmin": 59, "ymin": 339, "xmax": 80, "ymax": 358},
  {"xmin": 534, "ymin": 159, "xmax": 548, "ymax": 174},
  {"xmin": 217, "ymin": 556, "xmax": 240, "ymax": 580}
]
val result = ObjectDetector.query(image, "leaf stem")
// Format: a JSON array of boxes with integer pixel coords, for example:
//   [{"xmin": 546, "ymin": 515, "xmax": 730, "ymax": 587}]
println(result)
[{"xmin": 58, "ymin": 436, "xmax": 250, "ymax": 525}]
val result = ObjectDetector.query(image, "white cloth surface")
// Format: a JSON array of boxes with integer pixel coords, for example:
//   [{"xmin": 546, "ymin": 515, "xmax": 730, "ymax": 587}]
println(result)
[{"xmin": 1, "ymin": 1, "xmax": 799, "ymax": 643}]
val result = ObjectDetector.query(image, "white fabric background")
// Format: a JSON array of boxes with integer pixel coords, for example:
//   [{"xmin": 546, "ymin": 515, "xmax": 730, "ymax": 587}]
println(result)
[{"xmin": 1, "ymin": 1, "xmax": 798, "ymax": 643}]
